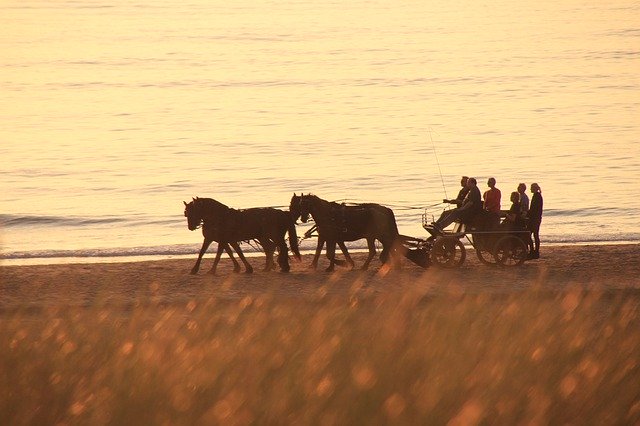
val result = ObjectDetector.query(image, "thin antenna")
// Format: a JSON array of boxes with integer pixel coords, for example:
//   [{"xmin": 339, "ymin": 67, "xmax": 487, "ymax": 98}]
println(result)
[{"xmin": 429, "ymin": 128, "xmax": 448, "ymax": 199}]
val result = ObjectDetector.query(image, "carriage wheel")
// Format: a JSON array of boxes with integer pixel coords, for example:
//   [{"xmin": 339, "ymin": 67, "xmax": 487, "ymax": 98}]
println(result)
[
  {"xmin": 494, "ymin": 235, "xmax": 528, "ymax": 267},
  {"xmin": 473, "ymin": 234, "xmax": 497, "ymax": 266},
  {"xmin": 430, "ymin": 236, "xmax": 466, "ymax": 268}
]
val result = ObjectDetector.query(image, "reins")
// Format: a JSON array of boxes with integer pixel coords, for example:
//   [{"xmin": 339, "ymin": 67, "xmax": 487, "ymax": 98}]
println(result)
[{"xmin": 333, "ymin": 200, "xmax": 443, "ymax": 211}]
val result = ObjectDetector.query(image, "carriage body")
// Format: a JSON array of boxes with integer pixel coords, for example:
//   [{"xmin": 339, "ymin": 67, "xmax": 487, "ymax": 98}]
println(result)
[{"xmin": 415, "ymin": 208, "xmax": 530, "ymax": 268}]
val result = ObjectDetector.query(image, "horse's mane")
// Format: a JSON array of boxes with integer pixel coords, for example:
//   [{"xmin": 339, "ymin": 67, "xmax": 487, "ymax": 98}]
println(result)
[
  {"xmin": 194, "ymin": 197, "xmax": 230, "ymax": 213},
  {"xmin": 301, "ymin": 194, "xmax": 336, "ymax": 208}
]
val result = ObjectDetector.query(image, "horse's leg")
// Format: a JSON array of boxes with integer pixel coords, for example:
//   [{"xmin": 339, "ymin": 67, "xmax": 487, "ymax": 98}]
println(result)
[
  {"xmin": 316, "ymin": 238, "xmax": 347, "ymax": 268},
  {"xmin": 311, "ymin": 237, "xmax": 324, "ymax": 269},
  {"xmin": 380, "ymin": 244, "xmax": 389, "ymax": 264},
  {"xmin": 230, "ymin": 242, "xmax": 253, "ymax": 274},
  {"xmin": 276, "ymin": 236, "xmax": 290, "ymax": 273},
  {"xmin": 261, "ymin": 239, "xmax": 276, "ymax": 272},
  {"xmin": 378, "ymin": 238, "xmax": 400, "ymax": 268},
  {"xmin": 191, "ymin": 237, "xmax": 213, "ymax": 274},
  {"xmin": 222, "ymin": 243, "xmax": 241, "ymax": 273},
  {"xmin": 325, "ymin": 240, "xmax": 337, "ymax": 272},
  {"xmin": 208, "ymin": 242, "xmax": 226, "ymax": 275},
  {"xmin": 338, "ymin": 241, "xmax": 355, "ymax": 269},
  {"xmin": 361, "ymin": 238, "xmax": 377, "ymax": 270},
  {"xmin": 391, "ymin": 239, "xmax": 403, "ymax": 269}
]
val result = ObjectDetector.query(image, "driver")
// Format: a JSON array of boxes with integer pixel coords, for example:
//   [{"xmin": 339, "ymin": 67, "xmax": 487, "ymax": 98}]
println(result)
[
  {"xmin": 443, "ymin": 176, "xmax": 469, "ymax": 207},
  {"xmin": 431, "ymin": 177, "xmax": 482, "ymax": 232}
]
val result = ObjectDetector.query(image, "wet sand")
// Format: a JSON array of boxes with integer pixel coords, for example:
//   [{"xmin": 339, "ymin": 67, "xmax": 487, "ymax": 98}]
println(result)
[{"xmin": 2, "ymin": 244, "xmax": 639, "ymax": 312}]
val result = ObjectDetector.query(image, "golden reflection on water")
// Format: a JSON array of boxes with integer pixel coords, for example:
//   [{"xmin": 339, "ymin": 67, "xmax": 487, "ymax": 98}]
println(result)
[{"xmin": 1, "ymin": 0, "xmax": 639, "ymax": 254}]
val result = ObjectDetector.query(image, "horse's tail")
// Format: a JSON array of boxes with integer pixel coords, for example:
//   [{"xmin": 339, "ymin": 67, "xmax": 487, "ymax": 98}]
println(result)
[
  {"xmin": 378, "ymin": 205, "xmax": 403, "ymax": 266},
  {"xmin": 287, "ymin": 216, "xmax": 301, "ymax": 260},
  {"xmin": 380, "ymin": 205, "xmax": 400, "ymax": 240}
]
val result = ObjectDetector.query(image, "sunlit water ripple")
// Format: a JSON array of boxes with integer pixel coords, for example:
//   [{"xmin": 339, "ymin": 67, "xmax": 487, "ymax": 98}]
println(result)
[{"xmin": 1, "ymin": 0, "xmax": 639, "ymax": 263}]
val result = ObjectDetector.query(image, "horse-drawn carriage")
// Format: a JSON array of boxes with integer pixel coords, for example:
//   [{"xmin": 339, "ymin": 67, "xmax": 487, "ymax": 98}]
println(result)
[
  {"xmin": 183, "ymin": 194, "xmax": 529, "ymax": 274},
  {"xmin": 292, "ymin": 195, "xmax": 530, "ymax": 270},
  {"xmin": 399, "ymin": 209, "xmax": 530, "ymax": 268}
]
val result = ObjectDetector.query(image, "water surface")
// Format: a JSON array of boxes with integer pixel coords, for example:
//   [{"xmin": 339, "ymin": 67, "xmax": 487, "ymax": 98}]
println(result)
[{"xmin": 1, "ymin": 0, "xmax": 639, "ymax": 262}]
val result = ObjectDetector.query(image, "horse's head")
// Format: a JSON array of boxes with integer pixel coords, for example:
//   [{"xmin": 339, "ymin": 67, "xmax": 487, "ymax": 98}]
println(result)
[
  {"xmin": 298, "ymin": 194, "xmax": 314, "ymax": 223},
  {"xmin": 183, "ymin": 197, "xmax": 203, "ymax": 231},
  {"xmin": 289, "ymin": 193, "xmax": 310, "ymax": 223}
]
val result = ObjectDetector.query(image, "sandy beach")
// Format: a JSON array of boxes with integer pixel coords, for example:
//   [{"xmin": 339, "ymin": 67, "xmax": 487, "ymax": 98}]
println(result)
[
  {"xmin": 2, "ymin": 244, "xmax": 639, "ymax": 310},
  {"xmin": 1, "ymin": 244, "xmax": 639, "ymax": 423}
]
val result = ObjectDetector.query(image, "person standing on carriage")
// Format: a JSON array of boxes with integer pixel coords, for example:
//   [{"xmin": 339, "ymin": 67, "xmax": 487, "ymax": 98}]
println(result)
[
  {"xmin": 431, "ymin": 177, "xmax": 482, "ymax": 233},
  {"xmin": 528, "ymin": 183, "xmax": 543, "ymax": 259}
]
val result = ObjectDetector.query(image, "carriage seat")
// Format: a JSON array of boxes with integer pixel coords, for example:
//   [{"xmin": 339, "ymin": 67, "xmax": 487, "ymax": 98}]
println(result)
[{"xmin": 456, "ymin": 210, "xmax": 501, "ymax": 232}]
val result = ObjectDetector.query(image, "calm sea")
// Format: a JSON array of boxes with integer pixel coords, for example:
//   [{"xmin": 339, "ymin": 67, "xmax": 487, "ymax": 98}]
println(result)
[{"xmin": 1, "ymin": 0, "xmax": 639, "ymax": 264}]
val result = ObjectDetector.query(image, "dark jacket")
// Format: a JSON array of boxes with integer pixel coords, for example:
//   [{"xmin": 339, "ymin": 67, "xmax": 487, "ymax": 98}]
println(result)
[
  {"xmin": 462, "ymin": 186, "xmax": 482, "ymax": 214},
  {"xmin": 454, "ymin": 187, "xmax": 470, "ymax": 205},
  {"xmin": 529, "ymin": 192, "xmax": 543, "ymax": 223}
]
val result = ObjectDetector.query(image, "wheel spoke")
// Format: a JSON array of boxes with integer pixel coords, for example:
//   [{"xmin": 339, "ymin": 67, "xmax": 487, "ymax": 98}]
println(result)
[
  {"xmin": 495, "ymin": 235, "xmax": 527, "ymax": 267},
  {"xmin": 430, "ymin": 237, "xmax": 466, "ymax": 268}
]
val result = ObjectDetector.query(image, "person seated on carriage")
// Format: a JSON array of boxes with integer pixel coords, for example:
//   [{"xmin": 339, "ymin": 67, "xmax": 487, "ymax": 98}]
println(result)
[
  {"xmin": 483, "ymin": 177, "xmax": 501, "ymax": 213},
  {"xmin": 443, "ymin": 176, "xmax": 469, "ymax": 207},
  {"xmin": 517, "ymin": 183, "xmax": 529, "ymax": 217},
  {"xmin": 436, "ymin": 175, "xmax": 469, "ymax": 225},
  {"xmin": 501, "ymin": 191, "xmax": 526, "ymax": 231},
  {"xmin": 429, "ymin": 177, "xmax": 482, "ymax": 234}
]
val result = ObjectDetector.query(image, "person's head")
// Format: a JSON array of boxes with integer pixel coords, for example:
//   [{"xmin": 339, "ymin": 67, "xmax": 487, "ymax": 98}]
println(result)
[
  {"xmin": 517, "ymin": 183, "xmax": 526, "ymax": 193},
  {"xmin": 510, "ymin": 191, "xmax": 519, "ymax": 203},
  {"xmin": 487, "ymin": 177, "xmax": 496, "ymax": 188},
  {"xmin": 531, "ymin": 183, "xmax": 541, "ymax": 193},
  {"xmin": 460, "ymin": 176, "xmax": 469, "ymax": 187},
  {"xmin": 467, "ymin": 177, "xmax": 477, "ymax": 187}
]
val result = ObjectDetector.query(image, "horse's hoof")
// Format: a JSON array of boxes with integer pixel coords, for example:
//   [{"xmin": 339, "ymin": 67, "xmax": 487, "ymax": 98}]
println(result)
[
  {"xmin": 245, "ymin": 268, "xmax": 254, "ymax": 274},
  {"xmin": 190, "ymin": 269, "xmax": 199, "ymax": 275},
  {"xmin": 207, "ymin": 269, "xmax": 217, "ymax": 275},
  {"xmin": 360, "ymin": 265, "xmax": 370, "ymax": 271}
]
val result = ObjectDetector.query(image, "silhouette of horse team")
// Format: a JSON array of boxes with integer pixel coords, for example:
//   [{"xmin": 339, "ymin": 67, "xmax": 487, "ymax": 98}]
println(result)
[
  {"xmin": 183, "ymin": 194, "xmax": 421, "ymax": 274},
  {"xmin": 289, "ymin": 194, "xmax": 402, "ymax": 271},
  {"xmin": 184, "ymin": 197, "xmax": 300, "ymax": 274}
]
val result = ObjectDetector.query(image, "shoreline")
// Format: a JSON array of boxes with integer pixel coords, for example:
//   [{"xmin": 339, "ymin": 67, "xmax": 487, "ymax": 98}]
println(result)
[
  {"xmin": 2, "ymin": 243, "xmax": 639, "ymax": 312},
  {"xmin": 1, "ymin": 240, "xmax": 639, "ymax": 267}
]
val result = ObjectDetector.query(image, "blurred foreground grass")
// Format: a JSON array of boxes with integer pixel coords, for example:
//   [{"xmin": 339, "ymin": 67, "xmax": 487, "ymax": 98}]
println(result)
[{"xmin": 2, "ymin": 282, "xmax": 640, "ymax": 424}]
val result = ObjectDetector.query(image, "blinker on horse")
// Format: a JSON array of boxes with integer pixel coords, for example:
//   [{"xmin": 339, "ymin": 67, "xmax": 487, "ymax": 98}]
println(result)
[{"xmin": 183, "ymin": 197, "xmax": 300, "ymax": 275}]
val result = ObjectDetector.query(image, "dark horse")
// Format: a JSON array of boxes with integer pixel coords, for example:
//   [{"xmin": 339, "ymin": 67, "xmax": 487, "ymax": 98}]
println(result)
[
  {"xmin": 289, "ymin": 194, "xmax": 402, "ymax": 271},
  {"xmin": 184, "ymin": 197, "xmax": 301, "ymax": 274}
]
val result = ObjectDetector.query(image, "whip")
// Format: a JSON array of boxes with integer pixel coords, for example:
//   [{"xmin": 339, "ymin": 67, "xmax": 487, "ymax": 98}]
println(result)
[{"xmin": 429, "ymin": 128, "xmax": 448, "ymax": 200}]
